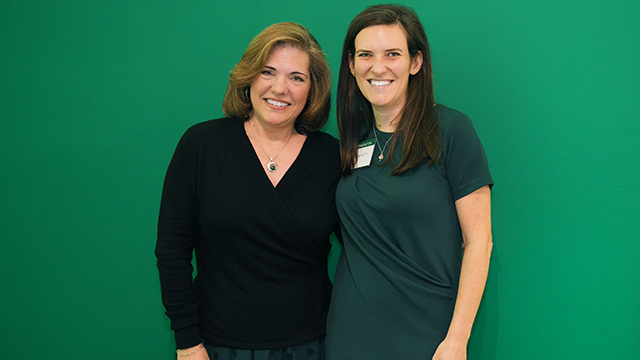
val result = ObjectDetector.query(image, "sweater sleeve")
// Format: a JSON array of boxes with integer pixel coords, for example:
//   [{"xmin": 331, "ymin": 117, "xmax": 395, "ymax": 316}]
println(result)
[{"xmin": 155, "ymin": 127, "xmax": 202, "ymax": 349}]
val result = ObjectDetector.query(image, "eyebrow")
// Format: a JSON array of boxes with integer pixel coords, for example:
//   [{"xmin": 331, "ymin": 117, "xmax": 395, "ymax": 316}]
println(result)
[
  {"xmin": 264, "ymin": 65, "xmax": 309, "ymax": 78},
  {"xmin": 355, "ymin": 48, "xmax": 404, "ymax": 54}
]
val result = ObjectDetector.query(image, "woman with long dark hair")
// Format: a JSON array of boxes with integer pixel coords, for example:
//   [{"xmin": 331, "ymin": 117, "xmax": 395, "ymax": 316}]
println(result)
[{"xmin": 326, "ymin": 5, "xmax": 493, "ymax": 359}]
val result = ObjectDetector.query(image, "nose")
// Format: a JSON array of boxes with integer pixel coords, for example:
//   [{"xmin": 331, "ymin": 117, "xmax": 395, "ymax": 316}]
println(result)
[
  {"xmin": 271, "ymin": 75, "xmax": 287, "ymax": 95},
  {"xmin": 371, "ymin": 56, "xmax": 386, "ymax": 76}
]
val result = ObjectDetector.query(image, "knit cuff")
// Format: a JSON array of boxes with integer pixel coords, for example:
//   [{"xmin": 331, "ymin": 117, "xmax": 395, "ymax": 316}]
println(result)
[{"xmin": 175, "ymin": 325, "xmax": 201, "ymax": 350}]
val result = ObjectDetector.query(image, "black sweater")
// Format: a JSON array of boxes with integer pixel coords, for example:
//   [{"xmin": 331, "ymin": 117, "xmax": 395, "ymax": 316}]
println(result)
[{"xmin": 156, "ymin": 118, "xmax": 341, "ymax": 349}]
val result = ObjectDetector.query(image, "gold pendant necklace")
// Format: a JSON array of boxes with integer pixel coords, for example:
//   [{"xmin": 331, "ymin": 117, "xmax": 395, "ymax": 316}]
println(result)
[{"xmin": 372, "ymin": 126, "xmax": 393, "ymax": 161}]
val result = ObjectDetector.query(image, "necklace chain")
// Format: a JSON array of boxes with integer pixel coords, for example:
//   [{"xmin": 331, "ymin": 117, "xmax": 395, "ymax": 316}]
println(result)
[
  {"xmin": 250, "ymin": 122, "xmax": 294, "ymax": 172},
  {"xmin": 372, "ymin": 125, "xmax": 393, "ymax": 161}
]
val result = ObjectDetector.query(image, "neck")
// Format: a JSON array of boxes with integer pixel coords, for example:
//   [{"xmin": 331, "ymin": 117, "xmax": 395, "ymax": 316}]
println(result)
[
  {"xmin": 372, "ymin": 103, "xmax": 404, "ymax": 132},
  {"xmin": 247, "ymin": 117, "xmax": 295, "ymax": 143}
]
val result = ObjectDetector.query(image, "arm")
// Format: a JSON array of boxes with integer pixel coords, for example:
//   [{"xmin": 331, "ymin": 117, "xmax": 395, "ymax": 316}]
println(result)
[
  {"xmin": 433, "ymin": 185, "xmax": 492, "ymax": 360},
  {"xmin": 155, "ymin": 129, "xmax": 202, "ymax": 349}
]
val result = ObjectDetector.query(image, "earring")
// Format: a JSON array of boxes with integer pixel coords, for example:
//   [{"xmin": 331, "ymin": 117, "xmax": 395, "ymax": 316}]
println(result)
[{"xmin": 245, "ymin": 87, "xmax": 249, "ymax": 98}]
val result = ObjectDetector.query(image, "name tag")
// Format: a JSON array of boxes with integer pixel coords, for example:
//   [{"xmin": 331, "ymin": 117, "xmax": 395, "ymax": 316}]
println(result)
[{"xmin": 355, "ymin": 139, "xmax": 375, "ymax": 169}]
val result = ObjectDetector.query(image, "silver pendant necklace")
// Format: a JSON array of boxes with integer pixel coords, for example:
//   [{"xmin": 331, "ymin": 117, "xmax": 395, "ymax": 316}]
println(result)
[
  {"xmin": 372, "ymin": 125, "xmax": 393, "ymax": 161},
  {"xmin": 250, "ymin": 122, "xmax": 295, "ymax": 172}
]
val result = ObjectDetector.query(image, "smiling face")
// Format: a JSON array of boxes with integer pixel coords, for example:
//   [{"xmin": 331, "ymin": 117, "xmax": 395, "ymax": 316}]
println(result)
[
  {"xmin": 350, "ymin": 24, "xmax": 423, "ymax": 118},
  {"xmin": 249, "ymin": 45, "xmax": 311, "ymax": 130}
]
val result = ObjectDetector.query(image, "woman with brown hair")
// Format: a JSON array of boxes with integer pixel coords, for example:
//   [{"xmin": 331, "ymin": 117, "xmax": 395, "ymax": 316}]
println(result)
[
  {"xmin": 325, "ymin": 5, "xmax": 493, "ymax": 360},
  {"xmin": 156, "ymin": 22, "xmax": 339, "ymax": 360}
]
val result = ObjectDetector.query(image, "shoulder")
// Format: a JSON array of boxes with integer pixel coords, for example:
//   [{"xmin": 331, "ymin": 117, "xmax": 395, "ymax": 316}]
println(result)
[
  {"xmin": 435, "ymin": 104, "xmax": 482, "ymax": 150},
  {"xmin": 308, "ymin": 130, "xmax": 339, "ymax": 151},
  {"xmin": 185, "ymin": 117, "xmax": 242, "ymax": 135},
  {"xmin": 435, "ymin": 104, "xmax": 473, "ymax": 135},
  {"xmin": 307, "ymin": 131, "xmax": 340, "ymax": 155},
  {"xmin": 182, "ymin": 117, "xmax": 244, "ymax": 143},
  {"xmin": 305, "ymin": 130, "xmax": 341, "ymax": 169}
]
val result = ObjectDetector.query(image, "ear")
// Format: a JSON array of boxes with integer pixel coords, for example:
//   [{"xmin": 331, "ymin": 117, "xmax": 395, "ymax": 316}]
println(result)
[
  {"xmin": 348, "ymin": 53, "xmax": 355, "ymax": 76},
  {"xmin": 410, "ymin": 51, "xmax": 423, "ymax": 75}
]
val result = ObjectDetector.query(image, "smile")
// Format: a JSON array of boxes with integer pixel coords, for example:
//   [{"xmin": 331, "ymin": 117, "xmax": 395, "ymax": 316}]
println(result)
[
  {"xmin": 369, "ymin": 80, "xmax": 392, "ymax": 87},
  {"xmin": 266, "ymin": 99, "xmax": 291, "ymax": 107}
]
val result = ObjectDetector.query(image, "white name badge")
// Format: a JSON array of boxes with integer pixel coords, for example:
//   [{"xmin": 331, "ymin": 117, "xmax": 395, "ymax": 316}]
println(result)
[{"xmin": 355, "ymin": 139, "xmax": 376, "ymax": 169}]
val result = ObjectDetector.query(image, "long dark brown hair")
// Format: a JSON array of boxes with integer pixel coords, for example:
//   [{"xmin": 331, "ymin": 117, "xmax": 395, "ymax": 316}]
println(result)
[{"xmin": 338, "ymin": 4, "xmax": 441, "ymax": 175}]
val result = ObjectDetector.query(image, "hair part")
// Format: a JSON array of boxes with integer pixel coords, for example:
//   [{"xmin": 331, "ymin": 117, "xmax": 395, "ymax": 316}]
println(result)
[
  {"xmin": 222, "ymin": 22, "xmax": 331, "ymax": 133},
  {"xmin": 337, "ymin": 4, "xmax": 441, "ymax": 174}
]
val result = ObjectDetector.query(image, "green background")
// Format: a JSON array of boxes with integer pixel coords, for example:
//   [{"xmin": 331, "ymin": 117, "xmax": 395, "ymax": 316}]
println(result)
[{"xmin": 1, "ymin": 0, "xmax": 638, "ymax": 358}]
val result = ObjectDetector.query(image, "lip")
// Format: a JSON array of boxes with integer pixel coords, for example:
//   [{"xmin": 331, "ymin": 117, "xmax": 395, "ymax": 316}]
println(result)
[
  {"xmin": 368, "ymin": 79, "xmax": 393, "ymax": 87},
  {"xmin": 264, "ymin": 98, "xmax": 291, "ymax": 108}
]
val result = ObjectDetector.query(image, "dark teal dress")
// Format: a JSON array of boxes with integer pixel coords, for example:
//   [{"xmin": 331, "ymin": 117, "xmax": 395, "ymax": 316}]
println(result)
[{"xmin": 325, "ymin": 105, "xmax": 493, "ymax": 359}]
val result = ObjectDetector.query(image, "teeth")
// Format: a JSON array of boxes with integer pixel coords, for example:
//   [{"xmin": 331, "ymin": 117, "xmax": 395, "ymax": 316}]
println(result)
[
  {"xmin": 266, "ymin": 99, "xmax": 290, "ymax": 107},
  {"xmin": 370, "ymin": 80, "xmax": 391, "ymax": 86}
]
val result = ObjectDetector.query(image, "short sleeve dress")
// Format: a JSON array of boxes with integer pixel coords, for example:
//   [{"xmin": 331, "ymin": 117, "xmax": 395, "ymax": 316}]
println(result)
[{"xmin": 325, "ymin": 105, "xmax": 493, "ymax": 359}]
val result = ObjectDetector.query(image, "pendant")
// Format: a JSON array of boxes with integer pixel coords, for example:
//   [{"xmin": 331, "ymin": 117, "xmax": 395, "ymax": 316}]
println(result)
[
  {"xmin": 267, "ymin": 160, "xmax": 278, "ymax": 172},
  {"xmin": 378, "ymin": 154, "xmax": 384, "ymax": 161}
]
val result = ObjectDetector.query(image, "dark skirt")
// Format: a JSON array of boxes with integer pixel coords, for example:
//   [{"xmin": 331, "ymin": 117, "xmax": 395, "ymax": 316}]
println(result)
[{"xmin": 203, "ymin": 337, "xmax": 324, "ymax": 360}]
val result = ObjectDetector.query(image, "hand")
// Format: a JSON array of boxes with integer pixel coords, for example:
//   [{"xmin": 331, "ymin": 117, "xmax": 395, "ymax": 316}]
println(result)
[
  {"xmin": 176, "ymin": 344, "xmax": 210, "ymax": 360},
  {"xmin": 432, "ymin": 337, "xmax": 466, "ymax": 360}
]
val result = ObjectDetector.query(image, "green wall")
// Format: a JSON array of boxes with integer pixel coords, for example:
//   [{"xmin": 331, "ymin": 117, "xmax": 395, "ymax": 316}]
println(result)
[{"xmin": 1, "ymin": 1, "xmax": 638, "ymax": 358}]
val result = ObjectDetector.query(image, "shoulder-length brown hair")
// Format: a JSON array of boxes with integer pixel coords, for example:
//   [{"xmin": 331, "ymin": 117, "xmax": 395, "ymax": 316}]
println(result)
[
  {"xmin": 338, "ymin": 4, "xmax": 441, "ymax": 175},
  {"xmin": 222, "ymin": 22, "xmax": 331, "ymax": 133}
]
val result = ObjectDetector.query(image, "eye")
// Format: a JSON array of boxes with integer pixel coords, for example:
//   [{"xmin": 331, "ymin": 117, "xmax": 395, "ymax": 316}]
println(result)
[
  {"xmin": 261, "ymin": 69, "xmax": 275, "ymax": 76},
  {"xmin": 388, "ymin": 52, "xmax": 401, "ymax": 57},
  {"xmin": 357, "ymin": 52, "xmax": 372, "ymax": 58},
  {"xmin": 291, "ymin": 75, "xmax": 306, "ymax": 82}
]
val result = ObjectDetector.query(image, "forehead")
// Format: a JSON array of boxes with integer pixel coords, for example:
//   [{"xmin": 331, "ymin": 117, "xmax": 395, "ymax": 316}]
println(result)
[
  {"xmin": 265, "ymin": 44, "xmax": 310, "ymax": 71},
  {"xmin": 354, "ymin": 24, "xmax": 408, "ymax": 50}
]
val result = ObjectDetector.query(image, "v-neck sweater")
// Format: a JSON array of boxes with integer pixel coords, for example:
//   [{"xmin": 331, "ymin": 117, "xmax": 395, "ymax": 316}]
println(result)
[{"xmin": 156, "ymin": 117, "xmax": 341, "ymax": 349}]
